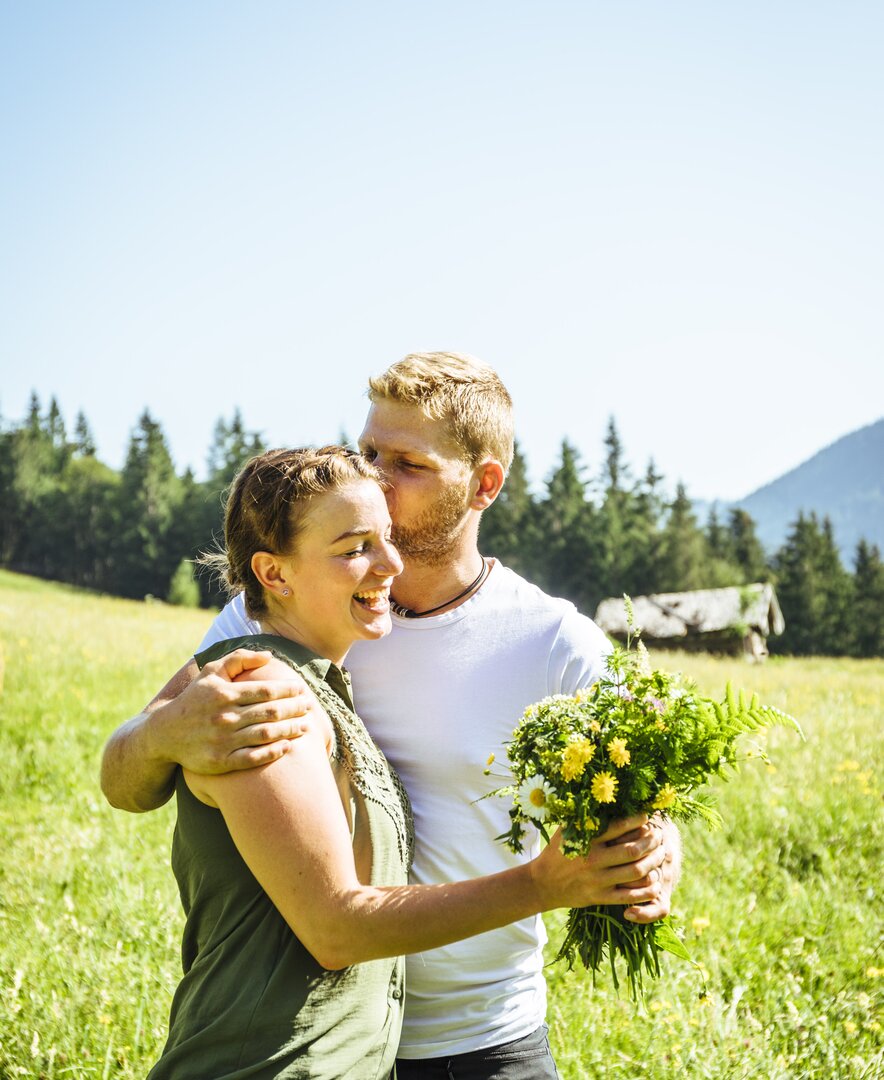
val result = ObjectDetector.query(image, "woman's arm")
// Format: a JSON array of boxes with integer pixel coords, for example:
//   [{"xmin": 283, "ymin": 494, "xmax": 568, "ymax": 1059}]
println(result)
[{"xmin": 187, "ymin": 733, "xmax": 667, "ymax": 971}]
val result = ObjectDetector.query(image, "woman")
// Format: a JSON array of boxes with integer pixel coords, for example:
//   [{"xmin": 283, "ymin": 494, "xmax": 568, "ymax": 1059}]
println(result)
[{"xmin": 149, "ymin": 446, "xmax": 665, "ymax": 1079}]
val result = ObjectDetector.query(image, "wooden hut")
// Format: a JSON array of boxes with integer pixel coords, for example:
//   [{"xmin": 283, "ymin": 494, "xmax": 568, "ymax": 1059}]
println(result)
[{"xmin": 593, "ymin": 583, "xmax": 785, "ymax": 660}]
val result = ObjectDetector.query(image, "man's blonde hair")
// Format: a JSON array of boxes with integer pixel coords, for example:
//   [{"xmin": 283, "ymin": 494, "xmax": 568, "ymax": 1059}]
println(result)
[{"xmin": 367, "ymin": 352, "xmax": 514, "ymax": 472}]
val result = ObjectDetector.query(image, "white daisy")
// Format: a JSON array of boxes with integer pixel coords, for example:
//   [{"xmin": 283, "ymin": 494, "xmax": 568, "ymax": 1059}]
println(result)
[{"xmin": 517, "ymin": 775, "xmax": 556, "ymax": 821}]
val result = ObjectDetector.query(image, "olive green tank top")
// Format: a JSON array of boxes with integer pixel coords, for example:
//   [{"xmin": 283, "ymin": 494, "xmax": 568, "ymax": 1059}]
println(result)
[{"xmin": 149, "ymin": 635, "xmax": 414, "ymax": 1080}]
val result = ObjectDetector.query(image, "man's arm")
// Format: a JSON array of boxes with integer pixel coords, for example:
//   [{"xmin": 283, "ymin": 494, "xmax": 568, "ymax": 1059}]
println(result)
[{"xmin": 100, "ymin": 649, "xmax": 314, "ymax": 813}]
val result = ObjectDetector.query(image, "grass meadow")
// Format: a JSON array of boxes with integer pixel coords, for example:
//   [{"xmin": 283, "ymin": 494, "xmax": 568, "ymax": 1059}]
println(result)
[{"xmin": 0, "ymin": 568, "xmax": 881, "ymax": 1079}]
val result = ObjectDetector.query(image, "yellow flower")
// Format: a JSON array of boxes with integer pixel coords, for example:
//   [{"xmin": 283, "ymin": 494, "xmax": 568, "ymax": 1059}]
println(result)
[
  {"xmin": 589, "ymin": 720, "xmax": 602, "ymax": 733},
  {"xmin": 866, "ymin": 966, "xmax": 883, "ymax": 978},
  {"xmin": 652, "ymin": 785, "xmax": 677, "ymax": 810},
  {"xmin": 591, "ymin": 771, "xmax": 618, "ymax": 803},
  {"xmin": 607, "ymin": 737, "xmax": 631, "ymax": 767},
  {"xmin": 692, "ymin": 915, "xmax": 711, "ymax": 935},
  {"xmin": 561, "ymin": 737, "xmax": 595, "ymax": 781},
  {"xmin": 843, "ymin": 1021, "xmax": 857, "ymax": 1034}
]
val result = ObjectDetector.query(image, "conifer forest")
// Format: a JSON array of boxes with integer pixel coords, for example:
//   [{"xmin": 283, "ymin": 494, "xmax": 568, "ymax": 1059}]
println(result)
[{"xmin": 2, "ymin": 393, "xmax": 881, "ymax": 657}]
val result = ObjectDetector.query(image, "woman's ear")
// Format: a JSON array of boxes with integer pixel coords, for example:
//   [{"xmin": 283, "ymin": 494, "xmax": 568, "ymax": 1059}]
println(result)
[
  {"xmin": 251, "ymin": 551, "xmax": 288, "ymax": 596},
  {"xmin": 470, "ymin": 459, "xmax": 505, "ymax": 511}
]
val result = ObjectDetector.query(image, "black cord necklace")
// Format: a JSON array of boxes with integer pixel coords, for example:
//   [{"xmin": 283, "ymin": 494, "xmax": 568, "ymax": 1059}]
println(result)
[{"xmin": 389, "ymin": 558, "xmax": 490, "ymax": 619}]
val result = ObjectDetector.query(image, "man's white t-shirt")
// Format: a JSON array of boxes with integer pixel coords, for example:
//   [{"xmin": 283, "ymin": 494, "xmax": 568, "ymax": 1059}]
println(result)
[{"xmin": 198, "ymin": 560, "xmax": 610, "ymax": 1058}]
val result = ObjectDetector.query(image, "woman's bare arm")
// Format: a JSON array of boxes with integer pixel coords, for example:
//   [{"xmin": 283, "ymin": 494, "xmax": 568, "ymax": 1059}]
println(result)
[{"xmin": 187, "ymin": 736, "xmax": 667, "ymax": 970}]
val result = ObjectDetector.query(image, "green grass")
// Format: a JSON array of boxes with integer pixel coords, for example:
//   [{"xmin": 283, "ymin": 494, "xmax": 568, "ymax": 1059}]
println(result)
[{"xmin": 0, "ymin": 569, "xmax": 881, "ymax": 1078}]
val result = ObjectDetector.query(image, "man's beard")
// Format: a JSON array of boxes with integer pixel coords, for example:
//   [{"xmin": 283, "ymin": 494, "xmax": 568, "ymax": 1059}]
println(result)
[{"xmin": 391, "ymin": 484, "xmax": 472, "ymax": 567}]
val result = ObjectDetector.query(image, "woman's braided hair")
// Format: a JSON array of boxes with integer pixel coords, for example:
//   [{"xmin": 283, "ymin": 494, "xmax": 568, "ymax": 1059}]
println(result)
[{"xmin": 198, "ymin": 445, "xmax": 382, "ymax": 619}]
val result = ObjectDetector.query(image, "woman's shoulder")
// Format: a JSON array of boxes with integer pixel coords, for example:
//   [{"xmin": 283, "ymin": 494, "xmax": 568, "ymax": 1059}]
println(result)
[{"xmin": 195, "ymin": 634, "xmax": 317, "ymax": 675}]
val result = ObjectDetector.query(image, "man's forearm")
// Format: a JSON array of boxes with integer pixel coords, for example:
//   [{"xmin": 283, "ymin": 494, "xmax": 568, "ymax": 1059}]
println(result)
[{"xmin": 100, "ymin": 706, "xmax": 179, "ymax": 812}]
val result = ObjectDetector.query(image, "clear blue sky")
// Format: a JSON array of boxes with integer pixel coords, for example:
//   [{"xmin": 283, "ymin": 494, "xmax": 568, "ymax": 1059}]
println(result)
[{"xmin": 2, "ymin": 1, "xmax": 882, "ymax": 501}]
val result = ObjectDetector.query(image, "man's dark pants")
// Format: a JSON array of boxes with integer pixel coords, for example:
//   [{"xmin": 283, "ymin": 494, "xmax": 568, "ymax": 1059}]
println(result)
[{"xmin": 394, "ymin": 1024, "xmax": 560, "ymax": 1079}]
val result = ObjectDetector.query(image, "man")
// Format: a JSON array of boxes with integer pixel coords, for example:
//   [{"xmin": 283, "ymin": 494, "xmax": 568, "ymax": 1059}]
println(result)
[{"xmin": 102, "ymin": 352, "xmax": 680, "ymax": 1078}]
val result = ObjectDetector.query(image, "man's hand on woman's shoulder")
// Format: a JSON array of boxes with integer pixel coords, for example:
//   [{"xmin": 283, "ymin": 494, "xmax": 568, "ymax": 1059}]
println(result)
[
  {"xmin": 100, "ymin": 650, "xmax": 312, "ymax": 813},
  {"xmin": 177, "ymin": 649, "xmax": 316, "ymax": 774}
]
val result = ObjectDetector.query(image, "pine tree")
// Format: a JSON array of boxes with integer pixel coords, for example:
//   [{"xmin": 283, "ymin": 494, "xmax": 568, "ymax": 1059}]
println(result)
[
  {"xmin": 655, "ymin": 483, "xmax": 708, "ymax": 591},
  {"xmin": 479, "ymin": 440, "xmax": 541, "ymax": 577},
  {"xmin": 772, "ymin": 513, "xmax": 851, "ymax": 655},
  {"xmin": 1, "ymin": 395, "xmax": 59, "ymax": 572},
  {"xmin": 115, "ymin": 410, "xmax": 183, "ymax": 598},
  {"xmin": 727, "ymin": 508, "xmax": 768, "ymax": 582},
  {"xmin": 851, "ymin": 539, "xmax": 884, "ymax": 657},
  {"xmin": 620, "ymin": 458, "xmax": 665, "ymax": 597},
  {"xmin": 702, "ymin": 505, "xmax": 745, "ymax": 587},
  {"xmin": 815, "ymin": 517, "xmax": 852, "ymax": 654},
  {"xmin": 25, "ymin": 391, "xmax": 41, "ymax": 435},
  {"xmin": 207, "ymin": 409, "xmax": 264, "ymax": 489},
  {"xmin": 73, "ymin": 411, "xmax": 97, "ymax": 456},
  {"xmin": 596, "ymin": 418, "xmax": 631, "ymax": 597},
  {"xmin": 536, "ymin": 440, "xmax": 602, "ymax": 612}
]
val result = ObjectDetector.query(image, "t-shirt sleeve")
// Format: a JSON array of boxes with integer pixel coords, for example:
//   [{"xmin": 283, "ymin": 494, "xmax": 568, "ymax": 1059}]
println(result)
[
  {"xmin": 197, "ymin": 592, "xmax": 260, "ymax": 651},
  {"xmin": 547, "ymin": 606, "xmax": 612, "ymax": 695}
]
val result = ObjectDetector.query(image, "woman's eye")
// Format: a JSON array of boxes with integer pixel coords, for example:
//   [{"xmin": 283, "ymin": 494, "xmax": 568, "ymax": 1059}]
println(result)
[
  {"xmin": 400, "ymin": 460, "xmax": 423, "ymax": 470},
  {"xmin": 343, "ymin": 545, "xmax": 367, "ymax": 558}
]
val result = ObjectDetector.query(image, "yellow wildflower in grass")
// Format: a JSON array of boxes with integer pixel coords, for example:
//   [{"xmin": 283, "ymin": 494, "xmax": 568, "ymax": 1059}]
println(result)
[
  {"xmin": 692, "ymin": 916, "xmax": 711, "ymax": 935},
  {"xmin": 588, "ymin": 719, "xmax": 602, "ymax": 733},
  {"xmin": 591, "ymin": 770, "xmax": 618, "ymax": 803},
  {"xmin": 561, "ymin": 737, "xmax": 595, "ymax": 781},
  {"xmin": 607, "ymin": 737, "xmax": 631, "ymax": 767},
  {"xmin": 652, "ymin": 784, "xmax": 677, "ymax": 810},
  {"xmin": 843, "ymin": 1021, "xmax": 857, "ymax": 1034},
  {"xmin": 866, "ymin": 967, "xmax": 884, "ymax": 978},
  {"xmin": 837, "ymin": 760, "xmax": 861, "ymax": 772},
  {"xmin": 655, "ymin": 717, "xmax": 668, "ymax": 731}
]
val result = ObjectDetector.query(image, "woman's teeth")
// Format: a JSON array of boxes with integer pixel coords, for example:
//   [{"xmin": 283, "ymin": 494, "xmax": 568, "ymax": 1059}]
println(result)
[{"xmin": 353, "ymin": 588, "xmax": 389, "ymax": 609}]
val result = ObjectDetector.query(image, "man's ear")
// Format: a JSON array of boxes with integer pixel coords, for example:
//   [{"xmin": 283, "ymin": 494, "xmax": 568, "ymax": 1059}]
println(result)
[
  {"xmin": 470, "ymin": 460, "xmax": 505, "ymax": 511},
  {"xmin": 251, "ymin": 551, "xmax": 288, "ymax": 595}
]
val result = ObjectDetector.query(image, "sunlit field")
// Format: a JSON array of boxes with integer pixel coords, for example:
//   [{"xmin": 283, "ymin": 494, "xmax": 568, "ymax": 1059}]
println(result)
[{"xmin": 1, "ymin": 570, "xmax": 881, "ymax": 1079}]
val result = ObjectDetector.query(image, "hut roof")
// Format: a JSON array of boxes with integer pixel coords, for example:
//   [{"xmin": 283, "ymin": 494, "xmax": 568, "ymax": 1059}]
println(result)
[{"xmin": 593, "ymin": 583, "xmax": 785, "ymax": 639}]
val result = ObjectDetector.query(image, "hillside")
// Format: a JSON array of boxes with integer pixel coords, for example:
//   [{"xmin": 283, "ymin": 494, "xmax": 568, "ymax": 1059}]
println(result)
[{"xmin": 733, "ymin": 417, "xmax": 884, "ymax": 562}]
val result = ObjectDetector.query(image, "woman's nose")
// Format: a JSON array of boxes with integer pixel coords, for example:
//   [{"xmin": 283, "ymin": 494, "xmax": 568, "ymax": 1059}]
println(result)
[{"xmin": 377, "ymin": 540, "xmax": 403, "ymax": 577}]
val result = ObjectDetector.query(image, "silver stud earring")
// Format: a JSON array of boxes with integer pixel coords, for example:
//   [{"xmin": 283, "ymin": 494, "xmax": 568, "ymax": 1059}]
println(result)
[{"xmin": 282, "ymin": 588, "xmax": 290, "ymax": 597}]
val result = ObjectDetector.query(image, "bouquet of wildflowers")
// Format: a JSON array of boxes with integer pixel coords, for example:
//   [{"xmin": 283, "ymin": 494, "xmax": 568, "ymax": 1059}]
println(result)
[{"xmin": 496, "ymin": 601, "xmax": 803, "ymax": 999}]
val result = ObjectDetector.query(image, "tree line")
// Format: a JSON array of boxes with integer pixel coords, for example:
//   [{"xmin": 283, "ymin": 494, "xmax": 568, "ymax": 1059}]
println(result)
[{"xmin": 2, "ymin": 394, "xmax": 882, "ymax": 657}]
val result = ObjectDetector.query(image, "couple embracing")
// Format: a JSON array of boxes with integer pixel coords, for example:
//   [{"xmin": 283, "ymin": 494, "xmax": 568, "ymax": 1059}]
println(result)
[{"xmin": 102, "ymin": 352, "xmax": 680, "ymax": 1079}]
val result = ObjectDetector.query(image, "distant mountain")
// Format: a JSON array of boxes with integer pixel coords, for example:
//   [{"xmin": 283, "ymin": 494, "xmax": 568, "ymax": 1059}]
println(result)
[{"xmin": 732, "ymin": 418, "xmax": 884, "ymax": 564}]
